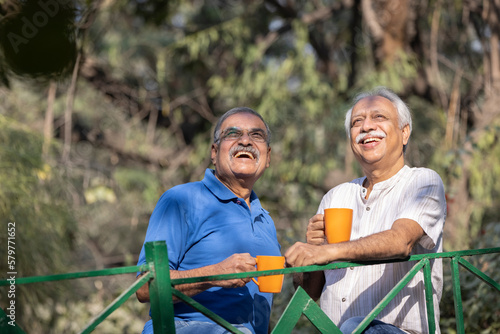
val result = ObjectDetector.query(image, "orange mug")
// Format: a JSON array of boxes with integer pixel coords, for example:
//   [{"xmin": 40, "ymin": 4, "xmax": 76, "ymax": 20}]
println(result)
[
  {"xmin": 324, "ymin": 208, "xmax": 353, "ymax": 244},
  {"xmin": 251, "ymin": 255, "xmax": 285, "ymax": 293}
]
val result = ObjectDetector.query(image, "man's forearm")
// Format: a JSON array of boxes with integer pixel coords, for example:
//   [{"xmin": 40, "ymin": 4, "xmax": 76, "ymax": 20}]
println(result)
[
  {"xmin": 169, "ymin": 267, "xmax": 221, "ymax": 301},
  {"xmin": 135, "ymin": 265, "xmax": 233, "ymax": 303},
  {"xmin": 328, "ymin": 218, "xmax": 425, "ymax": 262}
]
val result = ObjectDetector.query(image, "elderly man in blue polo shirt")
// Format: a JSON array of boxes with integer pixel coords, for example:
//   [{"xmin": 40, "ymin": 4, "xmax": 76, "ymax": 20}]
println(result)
[{"xmin": 136, "ymin": 107, "xmax": 281, "ymax": 334}]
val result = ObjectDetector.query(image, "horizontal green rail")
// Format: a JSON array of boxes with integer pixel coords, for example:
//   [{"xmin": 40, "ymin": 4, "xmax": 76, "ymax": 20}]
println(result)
[
  {"xmin": 1, "ymin": 243, "xmax": 499, "ymax": 334},
  {"xmin": 0, "ymin": 265, "xmax": 149, "ymax": 286}
]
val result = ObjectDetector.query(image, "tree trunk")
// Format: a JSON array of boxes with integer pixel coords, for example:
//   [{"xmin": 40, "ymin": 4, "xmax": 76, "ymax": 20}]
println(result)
[
  {"xmin": 62, "ymin": 52, "xmax": 82, "ymax": 162},
  {"xmin": 43, "ymin": 81, "xmax": 57, "ymax": 157},
  {"xmin": 362, "ymin": 0, "xmax": 409, "ymax": 64}
]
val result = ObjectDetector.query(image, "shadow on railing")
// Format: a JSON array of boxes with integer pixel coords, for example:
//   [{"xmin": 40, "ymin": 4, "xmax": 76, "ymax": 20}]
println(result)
[{"xmin": 1, "ymin": 241, "xmax": 499, "ymax": 334}]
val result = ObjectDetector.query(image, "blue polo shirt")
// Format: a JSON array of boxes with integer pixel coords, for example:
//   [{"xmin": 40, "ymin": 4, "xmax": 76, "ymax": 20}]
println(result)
[{"xmin": 137, "ymin": 168, "xmax": 281, "ymax": 334}]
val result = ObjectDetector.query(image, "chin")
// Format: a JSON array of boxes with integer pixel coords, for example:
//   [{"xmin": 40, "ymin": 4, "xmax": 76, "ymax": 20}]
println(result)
[{"xmin": 232, "ymin": 168, "xmax": 258, "ymax": 176}]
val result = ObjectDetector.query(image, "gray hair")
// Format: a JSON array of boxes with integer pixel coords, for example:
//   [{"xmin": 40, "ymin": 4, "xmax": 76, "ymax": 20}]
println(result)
[
  {"xmin": 213, "ymin": 107, "xmax": 271, "ymax": 145},
  {"xmin": 344, "ymin": 87, "xmax": 412, "ymax": 152}
]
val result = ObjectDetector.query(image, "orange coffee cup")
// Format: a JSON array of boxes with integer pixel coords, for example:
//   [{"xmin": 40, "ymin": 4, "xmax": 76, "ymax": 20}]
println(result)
[
  {"xmin": 251, "ymin": 255, "xmax": 285, "ymax": 293},
  {"xmin": 324, "ymin": 208, "xmax": 353, "ymax": 244}
]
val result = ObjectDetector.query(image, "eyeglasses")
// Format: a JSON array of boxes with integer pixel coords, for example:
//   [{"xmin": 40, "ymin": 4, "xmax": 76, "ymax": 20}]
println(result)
[{"xmin": 218, "ymin": 127, "xmax": 268, "ymax": 143}]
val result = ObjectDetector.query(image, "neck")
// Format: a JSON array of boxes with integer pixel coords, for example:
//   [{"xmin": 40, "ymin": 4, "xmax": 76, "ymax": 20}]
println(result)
[{"xmin": 216, "ymin": 174, "xmax": 254, "ymax": 207}]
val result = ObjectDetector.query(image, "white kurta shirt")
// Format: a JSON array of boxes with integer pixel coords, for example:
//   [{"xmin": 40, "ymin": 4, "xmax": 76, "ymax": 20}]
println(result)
[{"xmin": 318, "ymin": 165, "xmax": 446, "ymax": 334}]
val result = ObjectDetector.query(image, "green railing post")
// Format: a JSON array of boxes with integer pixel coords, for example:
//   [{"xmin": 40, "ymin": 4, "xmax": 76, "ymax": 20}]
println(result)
[
  {"xmin": 145, "ymin": 241, "xmax": 176, "ymax": 334},
  {"xmin": 273, "ymin": 286, "xmax": 338, "ymax": 334},
  {"xmin": 422, "ymin": 258, "xmax": 436, "ymax": 333},
  {"xmin": 451, "ymin": 256, "xmax": 465, "ymax": 334},
  {"xmin": 352, "ymin": 259, "xmax": 426, "ymax": 333},
  {"xmin": 458, "ymin": 257, "xmax": 500, "ymax": 292},
  {"xmin": 0, "ymin": 307, "xmax": 25, "ymax": 334}
]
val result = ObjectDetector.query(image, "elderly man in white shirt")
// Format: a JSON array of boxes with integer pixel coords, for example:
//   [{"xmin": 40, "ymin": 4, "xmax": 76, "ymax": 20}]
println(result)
[{"xmin": 285, "ymin": 87, "xmax": 446, "ymax": 334}]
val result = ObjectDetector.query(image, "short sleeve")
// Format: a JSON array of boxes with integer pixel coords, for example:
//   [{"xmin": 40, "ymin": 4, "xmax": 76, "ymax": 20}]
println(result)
[
  {"xmin": 136, "ymin": 189, "xmax": 190, "ymax": 272},
  {"xmin": 396, "ymin": 169, "xmax": 446, "ymax": 249}
]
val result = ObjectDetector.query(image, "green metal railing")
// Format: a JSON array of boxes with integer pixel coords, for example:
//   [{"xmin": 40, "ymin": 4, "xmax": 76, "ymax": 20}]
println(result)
[{"xmin": 1, "ymin": 242, "xmax": 499, "ymax": 333}]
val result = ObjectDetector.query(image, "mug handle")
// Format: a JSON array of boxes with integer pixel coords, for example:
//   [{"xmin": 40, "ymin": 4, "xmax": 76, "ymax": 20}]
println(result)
[{"xmin": 251, "ymin": 257, "xmax": 259, "ymax": 286}]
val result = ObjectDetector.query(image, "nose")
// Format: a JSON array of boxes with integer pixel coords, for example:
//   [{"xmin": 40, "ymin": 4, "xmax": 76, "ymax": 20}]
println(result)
[
  {"xmin": 238, "ymin": 131, "xmax": 252, "ymax": 145},
  {"xmin": 360, "ymin": 117, "xmax": 376, "ymax": 132}
]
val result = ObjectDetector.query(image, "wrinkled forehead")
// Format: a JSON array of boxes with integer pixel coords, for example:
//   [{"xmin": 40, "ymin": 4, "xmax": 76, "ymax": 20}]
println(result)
[
  {"xmin": 220, "ymin": 112, "xmax": 267, "ymax": 130},
  {"xmin": 351, "ymin": 96, "xmax": 397, "ymax": 117}
]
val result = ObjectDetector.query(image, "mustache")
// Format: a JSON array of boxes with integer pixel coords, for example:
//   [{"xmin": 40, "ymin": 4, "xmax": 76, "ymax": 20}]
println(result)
[
  {"xmin": 355, "ymin": 131, "xmax": 387, "ymax": 144},
  {"xmin": 229, "ymin": 145, "xmax": 260, "ymax": 159}
]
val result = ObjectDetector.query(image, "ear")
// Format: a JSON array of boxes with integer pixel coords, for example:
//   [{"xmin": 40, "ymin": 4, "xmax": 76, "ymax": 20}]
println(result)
[
  {"xmin": 211, "ymin": 143, "xmax": 218, "ymax": 165},
  {"xmin": 265, "ymin": 146, "xmax": 271, "ymax": 168},
  {"xmin": 402, "ymin": 124, "xmax": 410, "ymax": 146}
]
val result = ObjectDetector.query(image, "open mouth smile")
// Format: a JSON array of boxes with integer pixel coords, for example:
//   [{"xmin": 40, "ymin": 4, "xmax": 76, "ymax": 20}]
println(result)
[
  {"xmin": 234, "ymin": 151, "xmax": 255, "ymax": 159},
  {"xmin": 362, "ymin": 137, "xmax": 382, "ymax": 144},
  {"xmin": 230, "ymin": 145, "xmax": 259, "ymax": 160}
]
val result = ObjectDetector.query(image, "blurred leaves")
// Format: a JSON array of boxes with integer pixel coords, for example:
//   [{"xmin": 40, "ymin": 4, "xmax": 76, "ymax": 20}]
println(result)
[
  {"xmin": 114, "ymin": 167, "xmax": 161, "ymax": 204},
  {"xmin": 0, "ymin": 115, "xmax": 77, "ymax": 328},
  {"xmin": 0, "ymin": 115, "xmax": 76, "ymax": 276}
]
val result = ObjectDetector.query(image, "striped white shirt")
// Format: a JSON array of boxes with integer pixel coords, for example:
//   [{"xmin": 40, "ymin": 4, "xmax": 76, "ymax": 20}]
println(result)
[{"xmin": 318, "ymin": 165, "xmax": 446, "ymax": 334}]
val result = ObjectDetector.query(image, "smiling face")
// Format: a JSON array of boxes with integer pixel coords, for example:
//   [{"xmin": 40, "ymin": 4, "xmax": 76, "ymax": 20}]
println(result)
[
  {"xmin": 211, "ymin": 112, "xmax": 271, "ymax": 190},
  {"xmin": 349, "ymin": 96, "xmax": 410, "ymax": 176}
]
